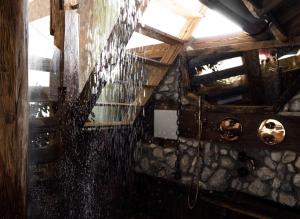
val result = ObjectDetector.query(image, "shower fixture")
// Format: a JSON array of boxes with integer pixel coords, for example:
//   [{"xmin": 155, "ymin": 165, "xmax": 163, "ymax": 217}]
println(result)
[{"xmin": 257, "ymin": 119, "xmax": 285, "ymax": 145}]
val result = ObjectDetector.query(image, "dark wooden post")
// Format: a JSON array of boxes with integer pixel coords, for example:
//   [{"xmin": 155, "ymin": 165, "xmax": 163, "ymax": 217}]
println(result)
[
  {"xmin": 0, "ymin": 0, "xmax": 28, "ymax": 217},
  {"xmin": 243, "ymin": 50, "xmax": 265, "ymax": 104}
]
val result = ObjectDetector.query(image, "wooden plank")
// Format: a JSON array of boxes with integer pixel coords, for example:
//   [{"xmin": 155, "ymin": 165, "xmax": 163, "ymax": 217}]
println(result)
[
  {"xmin": 204, "ymin": 85, "xmax": 249, "ymax": 100},
  {"xmin": 136, "ymin": 23, "xmax": 185, "ymax": 45},
  {"xmin": 62, "ymin": 10, "xmax": 80, "ymax": 101},
  {"xmin": 186, "ymin": 36, "xmax": 300, "ymax": 57},
  {"xmin": 243, "ymin": 50, "xmax": 265, "ymax": 104},
  {"xmin": 72, "ymin": 0, "xmax": 149, "ymax": 127},
  {"xmin": 203, "ymin": 102, "xmax": 274, "ymax": 114},
  {"xmin": 29, "ymin": 56, "xmax": 53, "ymax": 72},
  {"xmin": 0, "ymin": 0, "xmax": 28, "ymax": 216},
  {"xmin": 29, "ymin": 0, "xmax": 50, "ymax": 22},
  {"xmin": 192, "ymin": 66, "xmax": 246, "ymax": 85},
  {"xmin": 84, "ymin": 120, "xmax": 133, "ymax": 128},
  {"xmin": 127, "ymin": 43, "xmax": 169, "ymax": 59}
]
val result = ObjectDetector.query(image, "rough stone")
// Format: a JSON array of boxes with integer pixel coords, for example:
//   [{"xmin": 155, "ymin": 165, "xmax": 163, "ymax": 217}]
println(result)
[
  {"xmin": 256, "ymin": 167, "xmax": 275, "ymax": 180},
  {"xmin": 204, "ymin": 142, "xmax": 212, "ymax": 165},
  {"xmin": 281, "ymin": 181, "xmax": 292, "ymax": 192},
  {"xmin": 201, "ymin": 167, "xmax": 213, "ymax": 182},
  {"xmin": 158, "ymin": 170, "xmax": 166, "ymax": 177},
  {"xmin": 243, "ymin": 183, "xmax": 249, "ymax": 191},
  {"xmin": 248, "ymin": 179, "xmax": 271, "ymax": 197},
  {"xmin": 282, "ymin": 151, "xmax": 296, "ymax": 163},
  {"xmin": 166, "ymin": 154, "xmax": 177, "ymax": 168},
  {"xmin": 153, "ymin": 148, "xmax": 164, "ymax": 159},
  {"xmin": 278, "ymin": 192, "xmax": 297, "ymax": 207},
  {"xmin": 141, "ymin": 158, "xmax": 150, "ymax": 172},
  {"xmin": 229, "ymin": 149, "xmax": 238, "ymax": 160},
  {"xmin": 181, "ymin": 96, "xmax": 189, "ymax": 105},
  {"xmin": 192, "ymin": 140, "xmax": 199, "ymax": 148},
  {"xmin": 212, "ymin": 162, "xmax": 218, "ymax": 169},
  {"xmin": 271, "ymin": 191, "xmax": 278, "ymax": 202},
  {"xmin": 187, "ymin": 148, "xmax": 196, "ymax": 157},
  {"xmin": 164, "ymin": 75, "xmax": 175, "ymax": 84},
  {"xmin": 295, "ymin": 157, "xmax": 300, "ymax": 169},
  {"xmin": 277, "ymin": 163, "xmax": 287, "ymax": 180},
  {"xmin": 199, "ymin": 181, "xmax": 208, "ymax": 190},
  {"xmin": 180, "ymin": 155, "xmax": 190, "ymax": 173},
  {"xmin": 293, "ymin": 174, "xmax": 300, "ymax": 187},
  {"xmin": 164, "ymin": 147, "xmax": 175, "ymax": 154},
  {"xmin": 181, "ymin": 176, "xmax": 192, "ymax": 184},
  {"xmin": 149, "ymin": 143, "xmax": 157, "ymax": 149},
  {"xmin": 220, "ymin": 157, "xmax": 234, "ymax": 169},
  {"xmin": 287, "ymin": 164, "xmax": 296, "ymax": 173},
  {"xmin": 159, "ymin": 85, "xmax": 169, "ymax": 92},
  {"xmin": 271, "ymin": 151, "xmax": 282, "ymax": 162},
  {"xmin": 179, "ymin": 137, "xmax": 187, "ymax": 143},
  {"xmin": 208, "ymin": 168, "xmax": 228, "ymax": 188},
  {"xmin": 186, "ymin": 140, "xmax": 193, "ymax": 146},
  {"xmin": 220, "ymin": 149, "xmax": 228, "ymax": 155},
  {"xmin": 264, "ymin": 156, "xmax": 276, "ymax": 170},
  {"xmin": 189, "ymin": 157, "xmax": 197, "ymax": 174},
  {"xmin": 231, "ymin": 179, "xmax": 242, "ymax": 190},
  {"xmin": 179, "ymin": 143, "xmax": 187, "ymax": 151},
  {"xmin": 155, "ymin": 93, "xmax": 162, "ymax": 100},
  {"xmin": 272, "ymin": 177, "xmax": 281, "ymax": 190}
]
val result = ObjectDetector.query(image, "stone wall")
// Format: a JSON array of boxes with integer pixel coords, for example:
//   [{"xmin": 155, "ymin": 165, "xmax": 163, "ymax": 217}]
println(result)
[
  {"xmin": 135, "ymin": 139, "xmax": 300, "ymax": 207},
  {"xmin": 154, "ymin": 61, "xmax": 179, "ymax": 102},
  {"xmin": 135, "ymin": 61, "xmax": 300, "ymax": 208}
]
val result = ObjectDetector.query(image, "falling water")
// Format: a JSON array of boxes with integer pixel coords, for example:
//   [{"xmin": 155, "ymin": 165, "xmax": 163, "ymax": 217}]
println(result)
[{"xmin": 28, "ymin": 0, "xmax": 147, "ymax": 218}]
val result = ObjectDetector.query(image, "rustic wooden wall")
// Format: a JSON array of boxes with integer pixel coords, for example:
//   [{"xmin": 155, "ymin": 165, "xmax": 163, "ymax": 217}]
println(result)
[{"xmin": 0, "ymin": 0, "xmax": 28, "ymax": 217}]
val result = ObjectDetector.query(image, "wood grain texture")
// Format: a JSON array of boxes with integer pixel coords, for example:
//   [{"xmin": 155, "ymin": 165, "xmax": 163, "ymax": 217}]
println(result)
[{"xmin": 0, "ymin": 0, "xmax": 28, "ymax": 217}]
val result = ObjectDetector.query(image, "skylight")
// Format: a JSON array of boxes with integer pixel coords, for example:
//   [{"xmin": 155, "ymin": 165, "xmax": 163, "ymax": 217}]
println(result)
[{"xmin": 192, "ymin": 9, "xmax": 243, "ymax": 38}]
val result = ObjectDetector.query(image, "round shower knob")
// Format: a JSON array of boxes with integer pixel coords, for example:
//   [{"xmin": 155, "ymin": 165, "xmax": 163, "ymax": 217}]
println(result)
[
  {"xmin": 257, "ymin": 119, "xmax": 285, "ymax": 145},
  {"xmin": 219, "ymin": 118, "xmax": 242, "ymax": 141}
]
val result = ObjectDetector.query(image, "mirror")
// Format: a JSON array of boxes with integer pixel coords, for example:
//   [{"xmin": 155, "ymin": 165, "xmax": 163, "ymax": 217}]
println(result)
[
  {"xmin": 219, "ymin": 118, "xmax": 242, "ymax": 141},
  {"xmin": 257, "ymin": 119, "xmax": 285, "ymax": 145}
]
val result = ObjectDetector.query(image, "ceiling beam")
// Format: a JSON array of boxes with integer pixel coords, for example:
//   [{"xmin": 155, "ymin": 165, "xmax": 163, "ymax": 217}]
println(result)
[
  {"xmin": 136, "ymin": 23, "xmax": 185, "ymax": 45},
  {"xmin": 29, "ymin": 0, "xmax": 50, "ymax": 22},
  {"xmin": 186, "ymin": 35, "xmax": 300, "ymax": 57},
  {"xmin": 127, "ymin": 43, "xmax": 168, "ymax": 59},
  {"xmin": 192, "ymin": 66, "xmax": 246, "ymax": 85}
]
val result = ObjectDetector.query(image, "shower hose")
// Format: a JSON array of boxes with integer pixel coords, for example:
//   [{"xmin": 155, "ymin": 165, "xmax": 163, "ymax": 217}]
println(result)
[{"xmin": 187, "ymin": 96, "xmax": 202, "ymax": 209}]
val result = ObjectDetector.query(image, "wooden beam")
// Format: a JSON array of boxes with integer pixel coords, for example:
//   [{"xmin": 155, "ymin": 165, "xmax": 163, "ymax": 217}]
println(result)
[
  {"xmin": 29, "ymin": 0, "xmax": 50, "ymax": 22},
  {"xmin": 243, "ymin": 50, "xmax": 265, "ymax": 104},
  {"xmin": 127, "ymin": 43, "xmax": 169, "ymax": 59},
  {"xmin": 186, "ymin": 36, "xmax": 300, "ymax": 57},
  {"xmin": 29, "ymin": 56, "xmax": 53, "ymax": 72},
  {"xmin": 62, "ymin": 10, "xmax": 80, "ymax": 101},
  {"xmin": 0, "ymin": 0, "xmax": 28, "ymax": 216},
  {"xmin": 204, "ymin": 85, "xmax": 249, "ymax": 100},
  {"xmin": 136, "ymin": 23, "xmax": 185, "ymax": 45},
  {"xmin": 203, "ymin": 102, "xmax": 274, "ymax": 114},
  {"xmin": 192, "ymin": 66, "xmax": 246, "ymax": 85},
  {"xmin": 84, "ymin": 120, "xmax": 133, "ymax": 128}
]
